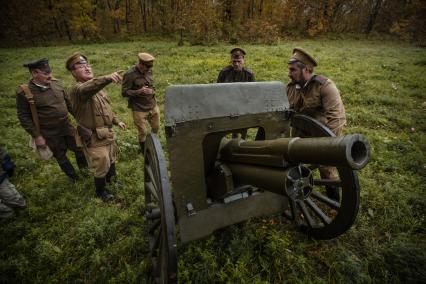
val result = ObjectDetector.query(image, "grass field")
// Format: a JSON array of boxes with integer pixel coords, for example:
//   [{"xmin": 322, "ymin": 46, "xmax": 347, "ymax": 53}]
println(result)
[{"xmin": 0, "ymin": 38, "xmax": 425, "ymax": 283}]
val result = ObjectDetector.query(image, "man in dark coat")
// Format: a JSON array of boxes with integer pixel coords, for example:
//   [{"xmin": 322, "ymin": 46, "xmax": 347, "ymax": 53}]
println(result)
[
  {"xmin": 16, "ymin": 58, "xmax": 87, "ymax": 182},
  {"xmin": 217, "ymin": 47, "xmax": 255, "ymax": 83}
]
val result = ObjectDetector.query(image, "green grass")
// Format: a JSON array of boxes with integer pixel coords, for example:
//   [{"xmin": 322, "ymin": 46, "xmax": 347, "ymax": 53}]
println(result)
[{"xmin": 1, "ymin": 38, "xmax": 425, "ymax": 283}]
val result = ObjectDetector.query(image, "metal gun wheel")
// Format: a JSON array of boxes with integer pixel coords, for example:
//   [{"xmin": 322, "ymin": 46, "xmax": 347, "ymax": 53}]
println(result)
[
  {"xmin": 288, "ymin": 114, "xmax": 360, "ymax": 239},
  {"xmin": 144, "ymin": 133, "xmax": 178, "ymax": 283}
]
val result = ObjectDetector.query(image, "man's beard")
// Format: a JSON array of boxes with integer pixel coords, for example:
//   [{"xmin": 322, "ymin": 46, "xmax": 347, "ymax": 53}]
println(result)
[{"xmin": 291, "ymin": 76, "xmax": 305, "ymax": 85}]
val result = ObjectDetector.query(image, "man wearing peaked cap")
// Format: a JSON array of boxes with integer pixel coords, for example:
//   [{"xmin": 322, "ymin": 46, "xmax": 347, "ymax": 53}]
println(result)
[
  {"xmin": 23, "ymin": 58, "xmax": 52, "ymax": 73},
  {"xmin": 16, "ymin": 58, "xmax": 87, "ymax": 182},
  {"xmin": 138, "ymin": 52, "xmax": 155, "ymax": 63},
  {"xmin": 288, "ymin": 47, "xmax": 318, "ymax": 67},
  {"xmin": 121, "ymin": 52, "xmax": 159, "ymax": 154},
  {"xmin": 286, "ymin": 47, "xmax": 346, "ymax": 201},
  {"xmin": 65, "ymin": 53, "xmax": 88, "ymax": 71},
  {"xmin": 66, "ymin": 52, "xmax": 126, "ymax": 203},
  {"xmin": 230, "ymin": 47, "xmax": 246, "ymax": 58},
  {"xmin": 217, "ymin": 47, "xmax": 256, "ymax": 139},
  {"xmin": 217, "ymin": 47, "xmax": 255, "ymax": 83}
]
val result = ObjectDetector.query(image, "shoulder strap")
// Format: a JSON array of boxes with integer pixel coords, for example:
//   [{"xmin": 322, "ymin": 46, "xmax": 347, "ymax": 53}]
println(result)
[
  {"xmin": 313, "ymin": 75, "xmax": 328, "ymax": 85},
  {"xmin": 20, "ymin": 84, "xmax": 41, "ymax": 134}
]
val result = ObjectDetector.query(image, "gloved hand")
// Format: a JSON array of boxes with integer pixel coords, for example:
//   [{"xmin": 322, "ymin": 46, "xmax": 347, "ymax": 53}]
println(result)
[{"xmin": 2, "ymin": 154, "xmax": 16, "ymax": 177}]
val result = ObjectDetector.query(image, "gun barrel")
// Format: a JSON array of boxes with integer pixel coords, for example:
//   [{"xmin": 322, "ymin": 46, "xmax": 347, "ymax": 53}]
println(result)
[{"xmin": 219, "ymin": 134, "xmax": 370, "ymax": 170}]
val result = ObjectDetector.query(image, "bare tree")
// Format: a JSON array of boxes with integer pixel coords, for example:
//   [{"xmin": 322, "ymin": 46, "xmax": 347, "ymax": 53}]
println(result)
[{"xmin": 366, "ymin": 0, "xmax": 383, "ymax": 33}]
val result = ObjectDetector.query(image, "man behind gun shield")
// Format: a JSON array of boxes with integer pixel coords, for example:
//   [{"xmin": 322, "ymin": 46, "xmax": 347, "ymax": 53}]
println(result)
[
  {"xmin": 16, "ymin": 58, "xmax": 87, "ymax": 182},
  {"xmin": 286, "ymin": 47, "xmax": 346, "ymax": 201},
  {"xmin": 66, "ymin": 53, "xmax": 126, "ymax": 203},
  {"xmin": 217, "ymin": 47, "xmax": 256, "ymax": 139},
  {"xmin": 121, "ymin": 53, "xmax": 160, "ymax": 154},
  {"xmin": 217, "ymin": 47, "xmax": 255, "ymax": 83}
]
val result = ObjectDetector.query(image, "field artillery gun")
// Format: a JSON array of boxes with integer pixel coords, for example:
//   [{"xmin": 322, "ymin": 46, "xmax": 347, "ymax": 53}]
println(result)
[{"xmin": 143, "ymin": 82, "xmax": 370, "ymax": 283}]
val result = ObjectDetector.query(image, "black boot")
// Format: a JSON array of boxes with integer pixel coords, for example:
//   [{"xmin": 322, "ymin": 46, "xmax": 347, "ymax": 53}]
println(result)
[
  {"xmin": 59, "ymin": 161, "xmax": 78, "ymax": 182},
  {"xmin": 94, "ymin": 177, "xmax": 114, "ymax": 203},
  {"xmin": 139, "ymin": 142, "xmax": 145, "ymax": 155},
  {"xmin": 106, "ymin": 163, "xmax": 116, "ymax": 184},
  {"xmin": 326, "ymin": 186, "xmax": 340, "ymax": 201},
  {"xmin": 75, "ymin": 152, "xmax": 88, "ymax": 170}
]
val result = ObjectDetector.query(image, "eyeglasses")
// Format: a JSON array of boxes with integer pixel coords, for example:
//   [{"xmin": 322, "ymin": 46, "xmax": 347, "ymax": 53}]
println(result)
[{"xmin": 73, "ymin": 63, "xmax": 91, "ymax": 70}]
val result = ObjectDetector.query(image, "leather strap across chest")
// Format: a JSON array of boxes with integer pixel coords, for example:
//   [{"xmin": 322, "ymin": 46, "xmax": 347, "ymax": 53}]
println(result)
[{"xmin": 19, "ymin": 84, "xmax": 41, "ymax": 134}]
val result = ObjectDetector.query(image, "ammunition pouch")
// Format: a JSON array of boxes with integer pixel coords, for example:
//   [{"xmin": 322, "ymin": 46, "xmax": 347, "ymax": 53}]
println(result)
[
  {"xmin": 95, "ymin": 126, "xmax": 114, "ymax": 140},
  {"xmin": 77, "ymin": 125, "xmax": 93, "ymax": 147}
]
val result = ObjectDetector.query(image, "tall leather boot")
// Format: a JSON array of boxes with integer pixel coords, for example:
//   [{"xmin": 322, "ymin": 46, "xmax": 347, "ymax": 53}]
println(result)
[
  {"xmin": 94, "ymin": 177, "xmax": 114, "ymax": 203},
  {"xmin": 75, "ymin": 151, "xmax": 88, "ymax": 170},
  {"xmin": 59, "ymin": 161, "xmax": 78, "ymax": 182},
  {"xmin": 106, "ymin": 163, "xmax": 116, "ymax": 184}
]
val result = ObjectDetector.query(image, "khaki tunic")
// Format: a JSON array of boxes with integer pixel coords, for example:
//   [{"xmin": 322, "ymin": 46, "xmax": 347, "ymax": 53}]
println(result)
[
  {"xmin": 70, "ymin": 76, "xmax": 120, "ymax": 147},
  {"xmin": 286, "ymin": 75, "xmax": 346, "ymax": 136},
  {"xmin": 69, "ymin": 76, "xmax": 121, "ymax": 177},
  {"xmin": 121, "ymin": 66, "xmax": 156, "ymax": 111},
  {"xmin": 16, "ymin": 80, "xmax": 74, "ymax": 138},
  {"xmin": 217, "ymin": 66, "xmax": 255, "ymax": 83}
]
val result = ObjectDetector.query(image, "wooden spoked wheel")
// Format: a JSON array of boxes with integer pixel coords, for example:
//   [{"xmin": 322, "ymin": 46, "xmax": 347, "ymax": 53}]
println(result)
[
  {"xmin": 144, "ymin": 133, "xmax": 178, "ymax": 283},
  {"xmin": 288, "ymin": 114, "xmax": 361, "ymax": 239}
]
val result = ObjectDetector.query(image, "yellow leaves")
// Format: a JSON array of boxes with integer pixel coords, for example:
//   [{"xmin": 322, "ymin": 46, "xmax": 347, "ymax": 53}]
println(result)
[
  {"xmin": 108, "ymin": 9, "xmax": 126, "ymax": 20},
  {"xmin": 389, "ymin": 20, "xmax": 411, "ymax": 39},
  {"xmin": 308, "ymin": 15, "xmax": 327, "ymax": 37}
]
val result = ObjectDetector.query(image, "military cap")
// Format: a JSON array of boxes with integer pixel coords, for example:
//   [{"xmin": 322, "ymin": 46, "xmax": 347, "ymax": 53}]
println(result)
[
  {"xmin": 288, "ymin": 47, "xmax": 318, "ymax": 67},
  {"xmin": 230, "ymin": 47, "xmax": 246, "ymax": 59},
  {"xmin": 65, "ymin": 52, "xmax": 88, "ymax": 71},
  {"xmin": 23, "ymin": 58, "xmax": 51, "ymax": 73},
  {"xmin": 138, "ymin": 53, "xmax": 155, "ymax": 62}
]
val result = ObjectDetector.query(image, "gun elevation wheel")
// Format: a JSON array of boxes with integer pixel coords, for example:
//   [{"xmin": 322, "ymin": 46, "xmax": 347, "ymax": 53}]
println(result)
[
  {"xmin": 289, "ymin": 114, "xmax": 361, "ymax": 239},
  {"xmin": 144, "ymin": 133, "xmax": 177, "ymax": 283}
]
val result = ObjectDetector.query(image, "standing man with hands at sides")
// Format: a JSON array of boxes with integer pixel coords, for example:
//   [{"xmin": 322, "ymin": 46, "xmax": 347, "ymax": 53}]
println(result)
[
  {"xmin": 16, "ymin": 58, "xmax": 87, "ymax": 182},
  {"xmin": 66, "ymin": 53, "xmax": 126, "ymax": 203},
  {"xmin": 121, "ymin": 53, "xmax": 160, "ymax": 154},
  {"xmin": 286, "ymin": 47, "xmax": 346, "ymax": 201}
]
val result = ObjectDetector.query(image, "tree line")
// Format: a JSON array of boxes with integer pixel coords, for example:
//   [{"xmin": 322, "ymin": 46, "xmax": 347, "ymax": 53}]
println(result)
[{"xmin": 1, "ymin": 0, "xmax": 425, "ymax": 45}]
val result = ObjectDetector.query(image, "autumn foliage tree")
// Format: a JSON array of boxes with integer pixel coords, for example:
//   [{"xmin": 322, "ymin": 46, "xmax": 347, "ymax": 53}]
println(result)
[{"xmin": 0, "ymin": 0, "xmax": 424, "ymax": 45}]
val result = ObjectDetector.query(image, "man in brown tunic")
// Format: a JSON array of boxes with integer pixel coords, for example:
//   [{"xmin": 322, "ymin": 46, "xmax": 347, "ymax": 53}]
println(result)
[
  {"xmin": 16, "ymin": 58, "xmax": 87, "ymax": 182},
  {"xmin": 121, "ymin": 53, "xmax": 159, "ymax": 153},
  {"xmin": 66, "ymin": 53, "xmax": 126, "ymax": 202},
  {"xmin": 286, "ymin": 47, "xmax": 346, "ymax": 200},
  {"xmin": 217, "ymin": 47, "xmax": 255, "ymax": 83}
]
